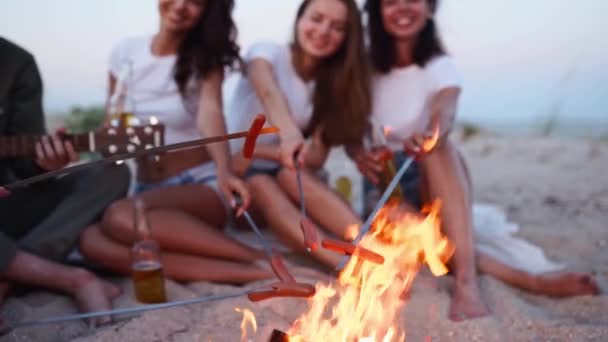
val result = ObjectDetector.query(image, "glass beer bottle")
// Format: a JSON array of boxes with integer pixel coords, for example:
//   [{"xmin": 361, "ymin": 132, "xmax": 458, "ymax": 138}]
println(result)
[
  {"xmin": 108, "ymin": 61, "xmax": 137, "ymax": 127},
  {"xmin": 369, "ymin": 121, "xmax": 404, "ymax": 204},
  {"xmin": 374, "ymin": 146, "xmax": 404, "ymax": 204},
  {"xmin": 131, "ymin": 199, "xmax": 167, "ymax": 304}
]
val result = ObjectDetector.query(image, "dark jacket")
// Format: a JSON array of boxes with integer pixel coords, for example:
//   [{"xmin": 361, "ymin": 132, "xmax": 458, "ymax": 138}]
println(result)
[{"xmin": 0, "ymin": 37, "xmax": 46, "ymax": 184}]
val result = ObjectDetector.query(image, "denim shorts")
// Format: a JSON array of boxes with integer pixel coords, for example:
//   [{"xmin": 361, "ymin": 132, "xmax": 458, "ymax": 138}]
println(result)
[
  {"xmin": 363, "ymin": 151, "xmax": 422, "ymax": 213},
  {"xmin": 244, "ymin": 165, "xmax": 281, "ymax": 179},
  {"xmin": 135, "ymin": 162, "xmax": 219, "ymax": 194}
]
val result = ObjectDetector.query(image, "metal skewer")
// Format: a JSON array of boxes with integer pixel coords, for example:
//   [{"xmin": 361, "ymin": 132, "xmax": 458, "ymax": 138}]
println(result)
[
  {"xmin": 6, "ymin": 290, "xmax": 253, "ymax": 331},
  {"xmin": 239, "ymin": 205, "xmax": 274, "ymax": 257},
  {"xmin": 335, "ymin": 156, "xmax": 415, "ymax": 271},
  {"xmin": 5, "ymin": 127, "xmax": 279, "ymax": 190},
  {"xmin": 295, "ymin": 163, "xmax": 306, "ymax": 219}
]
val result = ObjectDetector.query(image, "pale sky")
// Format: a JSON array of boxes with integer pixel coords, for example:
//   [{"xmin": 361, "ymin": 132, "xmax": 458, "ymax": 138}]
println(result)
[{"xmin": 2, "ymin": 0, "xmax": 607, "ymax": 136}]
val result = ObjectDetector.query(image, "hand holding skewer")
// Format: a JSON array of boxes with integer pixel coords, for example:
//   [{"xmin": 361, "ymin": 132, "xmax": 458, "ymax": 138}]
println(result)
[
  {"xmin": 293, "ymin": 151, "xmax": 320, "ymax": 253},
  {"xmin": 235, "ymin": 122, "xmax": 317, "ymax": 301},
  {"xmin": 335, "ymin": 127, "xmax": 441, "ymax": 271}
]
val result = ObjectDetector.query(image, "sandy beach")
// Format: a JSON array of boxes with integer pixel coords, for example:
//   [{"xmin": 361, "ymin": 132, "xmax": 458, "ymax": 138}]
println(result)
[{"xmin": 2, "ymin": 133, "xmax": 607, "ymax": 342}]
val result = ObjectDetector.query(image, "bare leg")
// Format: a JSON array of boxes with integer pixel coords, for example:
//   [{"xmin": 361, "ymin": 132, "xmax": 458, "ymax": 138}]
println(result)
[
  {"xmin": 418, "ymin": 139, "xmax": 489, "ymax": 321},
  {"xmin": 275, "ymin": 168, "xmax": 362, "ymax": 238},
  {"xmin": 248, "ymin": 174, "xmax": 343, "ymax": 268},
  {"xmin": 3, "ymin": 251, "xmax": 120, "ymax": 324},
  {"xmin": 79, "ymin": 225, "xmax": 274, "ymax": 283},
  {"xmin": 477, "ymin": 252, "xmax": 601, "ymax": 297},
  {"xmin": 101, "ymin": 184, "xmax": 264, "ymax": 262}
]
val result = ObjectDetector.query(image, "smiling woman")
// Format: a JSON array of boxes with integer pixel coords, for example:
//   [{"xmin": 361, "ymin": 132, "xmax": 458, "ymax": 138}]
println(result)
[
  {"xmin": 226, "ymin": 0, "xmax": 371, "ymax": 268},
  {"xmin": 77, "ymin": 0, "xmax": 280, "ymax": 285}
]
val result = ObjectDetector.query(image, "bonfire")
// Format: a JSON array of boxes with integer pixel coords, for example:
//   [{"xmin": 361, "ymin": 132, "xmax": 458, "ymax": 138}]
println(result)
[{"xmin": 240, "ymin": 200, "xmax": 453, "ymax": 342}]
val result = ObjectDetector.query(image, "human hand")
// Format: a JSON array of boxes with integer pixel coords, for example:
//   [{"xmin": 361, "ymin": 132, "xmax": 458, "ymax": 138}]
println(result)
[
  {"xmin": 217, "ymin": 172, "xmax": 250, "ymax": 217},
  {"xmin": 403, "ymin": 125, "xmax": 439, "ymax": 156},
  {"xmin": 348, "ymin": 145, "xmax": 384, "ymax": 185},
  {"xmin": 35, "ymin": 134, "xmax": 79, "ymax": 171},
  {"xmin": 280, "ymin": 133, "xmax": 308, "ymax": 169}
]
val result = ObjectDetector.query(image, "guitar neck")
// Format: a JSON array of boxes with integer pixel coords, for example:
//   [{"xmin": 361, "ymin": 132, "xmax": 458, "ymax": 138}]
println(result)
[{"xmin": 0, "ymin": 133, "xmax": 92, "ymax": 158}]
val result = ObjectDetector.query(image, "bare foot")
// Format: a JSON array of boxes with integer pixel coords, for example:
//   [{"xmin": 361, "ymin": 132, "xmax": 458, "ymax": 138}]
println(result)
[
  {"xmin": 449, "ymin": 281, "xmax": 490, "ymax": 322},
  {"xmin": 534, "ymin": 272, "xmax": 601, "ymax": 297},
  {"xmin": 72, "ymin": 270, "xmax": 121, "ymax": 326}
]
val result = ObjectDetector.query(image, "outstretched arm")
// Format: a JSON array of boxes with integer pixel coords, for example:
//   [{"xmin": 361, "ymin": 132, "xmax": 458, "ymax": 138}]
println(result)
[
  {"xmin": 248, "ymin": 59, "xmax": 308, "ymax": 168},
  {"xmin": 428, "ymin": 86, "xmax": 461, "ymax": 142},
  {"xmin": 302, "ymin": 128, "xmax": 329, "ymax": 171},
  {"xmin": 197, "ymin": 69, "xmax": 250, "ymax": 211}
]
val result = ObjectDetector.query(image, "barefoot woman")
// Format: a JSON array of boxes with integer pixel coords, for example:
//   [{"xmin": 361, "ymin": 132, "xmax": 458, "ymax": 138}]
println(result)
[{"xmin": 350, "ymin": 0, "xmax": 600, "ymax": 321}]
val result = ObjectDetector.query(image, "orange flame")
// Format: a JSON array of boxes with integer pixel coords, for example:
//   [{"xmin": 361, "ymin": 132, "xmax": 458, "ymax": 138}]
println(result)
[
  {"xmin": 236, "ymin": 307, "xmax": 257, "ymax": 342},
  {"xmin": 422, "ymin": 126, "xmax": 440, "ymax": 153},
  {"xmin": 286, "ymin": 200, "xmax": 453, "ymax": 341}
]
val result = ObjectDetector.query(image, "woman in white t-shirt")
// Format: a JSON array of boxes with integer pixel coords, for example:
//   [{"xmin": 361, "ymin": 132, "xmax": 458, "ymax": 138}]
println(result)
[
  {"xmin": 227, "ymin": 0, "xmax": 372, "ymax": 268},
  {"xmin": 79, "ymin": 0, "xmax": 277, "ymax": 283},
  {"xmin": 349, "ymin": 0, "xmax": 600, "ymax": 321}
]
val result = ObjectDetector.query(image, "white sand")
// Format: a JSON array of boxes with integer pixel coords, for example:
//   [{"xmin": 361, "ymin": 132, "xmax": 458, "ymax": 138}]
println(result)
[{"xmin": 3, "ymin": 135, "xmax": 607, "ymax": 341}]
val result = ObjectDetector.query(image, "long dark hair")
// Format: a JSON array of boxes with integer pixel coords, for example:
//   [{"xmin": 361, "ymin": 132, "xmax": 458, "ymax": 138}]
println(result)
[
  {"xmin": 365, "ymin": 0, "xmax": 445, "ymax": 73},
  {"xmin": 174, "ymin": 0, "xmax": 241, "ymax": 97},
  {"xmin": 294, "ymin": 0, "xmax": 372, "ymax": 147}
]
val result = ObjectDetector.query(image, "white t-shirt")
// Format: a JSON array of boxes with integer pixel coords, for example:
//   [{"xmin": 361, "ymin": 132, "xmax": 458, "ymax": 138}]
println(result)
[
  {"xmin": 370, "ymin": 55, "xmax": 462, "ymax": 150},
  {"xmin": 225, "ymin": 42, "xmax": 314, "ymax": 166},
  {"xmin": 109, "ymin": 35, "xmax": 201, "ymax": 145}
]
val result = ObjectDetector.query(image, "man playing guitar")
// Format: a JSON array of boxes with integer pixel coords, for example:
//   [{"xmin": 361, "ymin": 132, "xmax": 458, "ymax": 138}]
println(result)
[{"xmin": 0, "ymin": 37, "xmax": 131, "ymax": 325}]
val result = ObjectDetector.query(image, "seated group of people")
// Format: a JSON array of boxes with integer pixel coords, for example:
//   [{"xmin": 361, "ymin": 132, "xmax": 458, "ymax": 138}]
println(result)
[{"xmin": 0, "ymin": 0, "xmax": 600, "ymax": 326}]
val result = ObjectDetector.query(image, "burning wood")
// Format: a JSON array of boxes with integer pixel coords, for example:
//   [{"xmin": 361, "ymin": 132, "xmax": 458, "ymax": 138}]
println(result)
[
  {"xmin": 268, "ymin": 329, "xmax": 291, "ymax": 342},
  {"xmin": 321, "ymin": 239, "xmax": 385, "ymax": 265}
]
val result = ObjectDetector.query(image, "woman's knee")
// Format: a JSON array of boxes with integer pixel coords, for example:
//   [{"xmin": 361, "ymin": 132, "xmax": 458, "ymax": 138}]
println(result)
[
  {"xmin": 100, "ymin": 199, "xmax": 136, "ymax": 243},
  {"xmin": 78, "ymin": 225, "xmax": 102, "ymax": 259}
]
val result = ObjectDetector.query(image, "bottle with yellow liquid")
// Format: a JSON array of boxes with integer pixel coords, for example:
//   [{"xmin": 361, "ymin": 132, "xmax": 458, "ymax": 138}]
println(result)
[
  {"xmin": 369, "ymin": 120, "xmax": 404, "ymax": 205},
  {"xmin": 335, "ymin": 176, "xmax": 353, "ymax": 203},
  {"xmin": 108, "ymin": 61, "xmax": 137, "ymax": 127},
  {"xmin": 131, "ymin": 199, "xmax": 167, "ymax": 304},
  {"xmin": 371, "ymin": 146, "xmax": 403, "ymax": 204}
]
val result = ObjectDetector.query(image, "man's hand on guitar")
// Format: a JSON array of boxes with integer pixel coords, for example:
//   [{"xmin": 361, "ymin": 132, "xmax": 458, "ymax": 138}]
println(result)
[{"xmin": 35, "ymin": 135, "xmax": 79, "ymax": 171}]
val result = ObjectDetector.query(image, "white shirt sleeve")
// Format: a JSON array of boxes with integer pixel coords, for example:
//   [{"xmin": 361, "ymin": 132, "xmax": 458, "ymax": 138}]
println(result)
[
  {"xmin": 245, "ymin": 41, "xmax": 282, "ymax": 64},
  {"xmin": 426, "ymin": 56, "xmax": 463, "ymax": 90}
]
